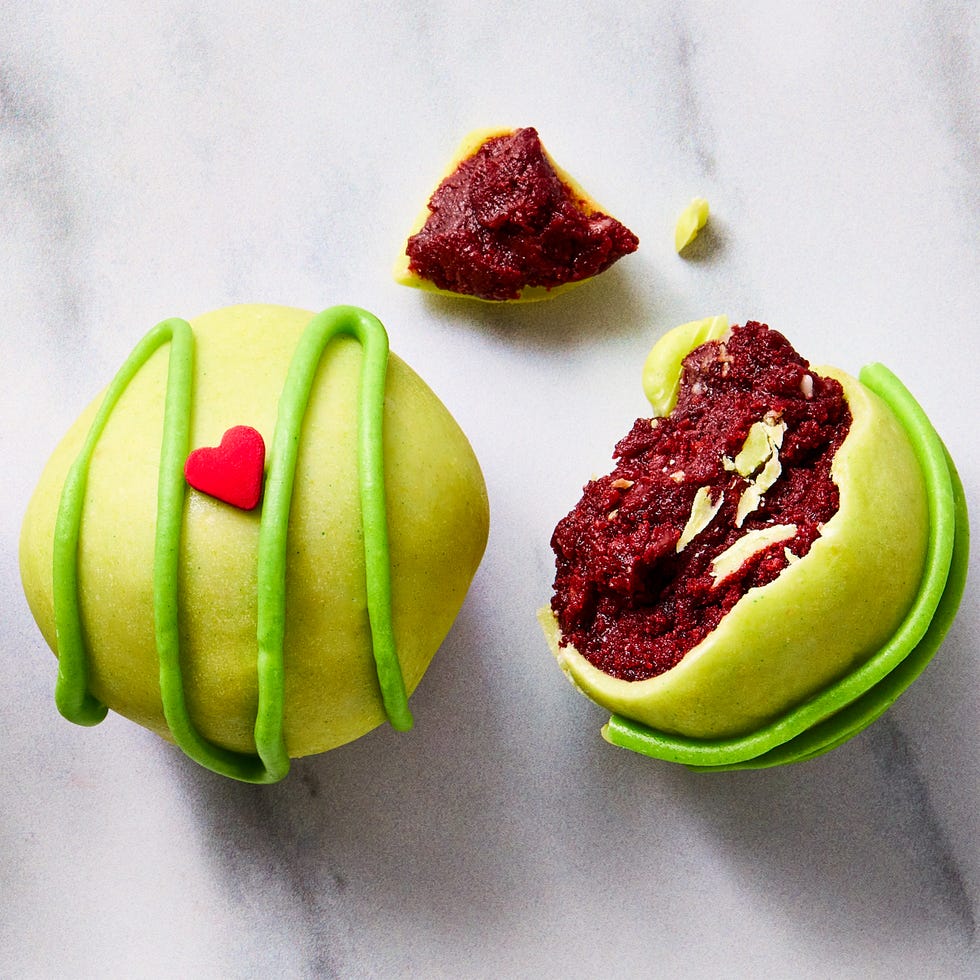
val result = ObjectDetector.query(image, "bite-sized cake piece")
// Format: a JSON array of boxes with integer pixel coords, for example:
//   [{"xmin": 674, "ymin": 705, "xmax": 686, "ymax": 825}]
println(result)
[
  {"xmin": 541, "ymin": 316, "xmax": 965, "ymax": 766},
  {"xmin": 395, "ymin": 127, "xmax": 638, "ymax": 302},
  {"xmin": 20, "ymin": 304, "xmax": 489, "ymax": 783}
]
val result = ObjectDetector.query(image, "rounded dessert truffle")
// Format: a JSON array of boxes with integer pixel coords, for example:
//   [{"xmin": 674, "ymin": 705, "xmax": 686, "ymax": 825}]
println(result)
[
  {"xmin": 20, "ymin": 304, "xmax": 489, "ymax": 782},
  {"xmin": 541, "ymin": 317, "xmax": 964, "ymax": 767},
  {"xmin": 395, "ymin": 127, "xmax": 638, "ymax": 302}
]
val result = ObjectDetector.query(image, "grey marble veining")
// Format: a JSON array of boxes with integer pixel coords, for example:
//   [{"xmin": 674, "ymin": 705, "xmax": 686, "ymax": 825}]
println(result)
[
  {"xmin": 2, "ymin": 2, "xmax": 978, "ymax": 977},
  {"xmin": 868, "ymin": 715, "xmax": 974, "ymax": 941}
]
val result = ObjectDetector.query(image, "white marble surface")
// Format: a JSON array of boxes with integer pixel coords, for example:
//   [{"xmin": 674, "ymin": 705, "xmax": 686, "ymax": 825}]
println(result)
[{"xmin": 2, "ymin": 2, "xmax": 978, "ymax": 977}]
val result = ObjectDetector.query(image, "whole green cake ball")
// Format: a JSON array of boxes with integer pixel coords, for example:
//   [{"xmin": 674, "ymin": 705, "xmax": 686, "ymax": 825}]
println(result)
[{"xmin": 20, "ymin": 304, "xmax": 489, "ymax": 781}]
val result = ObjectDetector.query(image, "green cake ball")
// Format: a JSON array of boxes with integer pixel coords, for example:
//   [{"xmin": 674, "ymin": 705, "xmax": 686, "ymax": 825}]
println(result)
[
  {"xmin": 20, "ymin": 304, "xmax": 489, "ymax": 782},
  {"xmin": 542, "ymin": 317, "xmax": 931, "ymax": 741}
]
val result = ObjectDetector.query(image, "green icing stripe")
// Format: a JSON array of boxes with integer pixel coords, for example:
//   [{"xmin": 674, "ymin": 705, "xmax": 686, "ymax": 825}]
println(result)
[
  {"xmin": 255, "ymin": 305, "xmax": 413, "ymax": 773},
  {"xmin": 52, "ymin": 306, "xmax": 411, "ymax": 785},
  {"xmin": 53, "ymin": 318, "xmax": 193, "ymax": 728},
  {"xmin": 152, "ymin": 324, "xmax": 285, "ymax": 784}
]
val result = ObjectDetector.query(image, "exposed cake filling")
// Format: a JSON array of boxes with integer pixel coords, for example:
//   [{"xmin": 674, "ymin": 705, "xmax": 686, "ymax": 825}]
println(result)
[
  {"xmin": 550, "ymin": 322, "xmax": 852, "ymax": 681},
  {"xmin": 405, "ymin": 127, "xmax": 638, "ymax": 301}
]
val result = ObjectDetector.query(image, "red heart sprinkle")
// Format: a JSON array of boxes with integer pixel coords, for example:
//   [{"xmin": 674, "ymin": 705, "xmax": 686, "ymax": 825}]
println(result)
[{"xmin": 184, "ymin": 425, "xmax": 266, "ymax": 510}]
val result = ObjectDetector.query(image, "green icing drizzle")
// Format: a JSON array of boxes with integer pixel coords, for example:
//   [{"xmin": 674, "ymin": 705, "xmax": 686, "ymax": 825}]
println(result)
[
  {"xmin": 51, "ymin": 306, "xmax": 411, "ymax": 784},
  {"xmin": 53, "ymin": 318, "xmax": 193, "ymax": 729}
]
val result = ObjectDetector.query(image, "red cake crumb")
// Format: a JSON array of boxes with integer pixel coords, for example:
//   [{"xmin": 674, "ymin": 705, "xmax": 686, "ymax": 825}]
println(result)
[
  {"xmin": 550, "ymin": 322, "xmax": 851, "ymax": 681},
  {"xmin": 405, "ymin": 127, "xmax": 638, "ymax": 301}
]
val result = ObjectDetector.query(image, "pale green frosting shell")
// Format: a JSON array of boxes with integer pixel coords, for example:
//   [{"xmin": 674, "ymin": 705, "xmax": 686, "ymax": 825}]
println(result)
[
  {"xmin": 20, "ymin": 304, "xmax": 489, "ymax": 776},
  {"xmin": 544, "ymin": 361, "xmax": 929, "ymax": 739}
]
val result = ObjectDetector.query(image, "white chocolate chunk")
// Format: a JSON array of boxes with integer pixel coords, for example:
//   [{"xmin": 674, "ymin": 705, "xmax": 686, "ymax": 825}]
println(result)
[
  {"xmin": 734, "ymin": 419, "xmax": 786, "ymax": 477},
  {"xmin": 711, "ymin": 524, "xmax": 798, "ymax": 586},
  {"xmin": 734, "ymin": 422, "xmax": 771, "ymax": 476},
  {"xmin": 732, "ymin": 417, "xmax": 787, "ymax": 526},
  {"xmin": 735, "ymin": 484, "xmax": 763, "ymax": 527},
  {"xmin": 676, "ymin": 486, "xmax": 724, "ymax": 552},
  {"xmin": 756, "ymin": 452, "xmax": 783, "ymax": 494}
]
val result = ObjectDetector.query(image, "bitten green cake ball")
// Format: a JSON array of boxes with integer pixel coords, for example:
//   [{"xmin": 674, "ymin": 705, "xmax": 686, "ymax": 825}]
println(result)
[{"xmin": 543, "ymin": 317, "xmax": 930, "ymax": 739}]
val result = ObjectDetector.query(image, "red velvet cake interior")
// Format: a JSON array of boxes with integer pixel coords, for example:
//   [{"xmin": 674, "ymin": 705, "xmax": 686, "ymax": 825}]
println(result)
[{"xmin": 550, "ymin": 322, "xmax": 852, "ymax": 681}]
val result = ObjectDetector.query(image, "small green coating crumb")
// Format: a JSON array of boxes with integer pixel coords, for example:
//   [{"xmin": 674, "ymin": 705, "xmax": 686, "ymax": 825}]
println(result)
[{"xmin": 675, "ymin": 197, "xmax": 710, "ymax": 253}]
